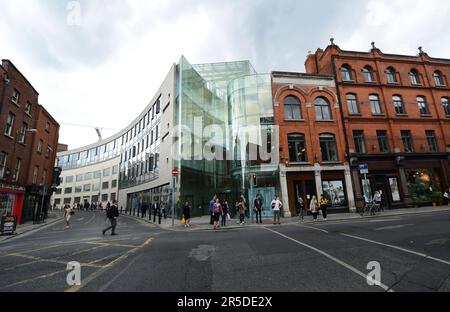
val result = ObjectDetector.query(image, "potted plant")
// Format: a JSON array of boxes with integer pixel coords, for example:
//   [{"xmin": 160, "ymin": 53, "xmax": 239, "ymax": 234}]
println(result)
[{"xmin": 431, "ymin": 192, "xmax": 444, "ymax": 207}]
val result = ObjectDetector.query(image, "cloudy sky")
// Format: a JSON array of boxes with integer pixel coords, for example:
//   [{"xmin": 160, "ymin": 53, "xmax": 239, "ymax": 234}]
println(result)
[{"xmin": 1, "ymin": 0, "xmax": 449, "ymax": 149}]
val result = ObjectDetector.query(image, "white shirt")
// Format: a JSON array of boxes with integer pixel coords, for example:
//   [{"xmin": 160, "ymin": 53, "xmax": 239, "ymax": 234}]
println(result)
[{"xmin": 271, "ymin": 199, "xmax": 282, "ymax": 211}]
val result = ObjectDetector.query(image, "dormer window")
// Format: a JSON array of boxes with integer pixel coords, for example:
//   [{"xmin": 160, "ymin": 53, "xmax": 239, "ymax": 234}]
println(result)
[{"xmin": 340, "ymin": 65, "xmax": 352, "ymax": 81}]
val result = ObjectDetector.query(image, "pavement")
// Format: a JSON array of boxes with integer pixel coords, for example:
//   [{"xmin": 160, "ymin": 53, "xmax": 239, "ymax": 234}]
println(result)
[
  {"xmin": 0, "ymin": 208, "xmax": 449, "ymax": 292},
  {"xmin": 123, "ymin": 204, "xmax": 450, "ymax": 231}
]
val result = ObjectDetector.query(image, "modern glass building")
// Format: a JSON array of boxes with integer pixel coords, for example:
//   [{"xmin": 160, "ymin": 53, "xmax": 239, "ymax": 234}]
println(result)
[{"xmin": 54, "ymin": 57, "xmax": 279, "ymax": 218}]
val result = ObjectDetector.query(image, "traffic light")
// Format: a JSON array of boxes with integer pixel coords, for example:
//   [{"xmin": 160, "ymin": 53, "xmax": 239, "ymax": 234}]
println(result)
[
  {"xmin": 252, "ymin": 175, "xmax": 257, "ymax": 187},
  {"xmin": 52, "ymin": 167, "xmax": 62, "ymax": 187}
]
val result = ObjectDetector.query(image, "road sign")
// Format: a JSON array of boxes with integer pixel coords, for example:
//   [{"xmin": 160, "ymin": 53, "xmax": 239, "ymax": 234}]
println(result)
[
  {"xmin": 1, "ymin": 215, "xmax": 17, "ymax": 235},
  {"xmin": 172, "ymin": 168, "xmax": 179, "ymax": 177},
  {"xmin": 359, "ymin": 164, "xmax": 369, "ymax": 175}
]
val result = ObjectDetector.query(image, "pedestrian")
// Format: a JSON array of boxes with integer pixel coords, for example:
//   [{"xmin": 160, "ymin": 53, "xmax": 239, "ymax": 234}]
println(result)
[
  {"xmin": 271, "ymin": 196, "xmax": 282, "ymax": 225},
  {"xmin": 152, "ymin": 202, "xmax": 157, "ymax": 222},
  {"xmin": 141, "ymin": 202, "xmax": 147, "ymax": 218},
  {"xmin": 120, "ymin": 206, "xmax": 123, "ymax": 214},
  {"xmin": 209, "ymin": 195, "xmax": 217, "ymax": 225},
  {"xmin": 162, "ymin": 203, "xmax": 166, "ymax": 219},
  {"xmin": 157, "ymin": 202, "xmax": 162, "ymax": 225},
  {"xmin": 373, "ymin": 190, "xmax": 383, "ymax": 212},
  {"xmin": 319, "ymin": 194, "xmax": 329, "ymax": 221},
  {"xmin": 309, "ymin": 195, "xmax": 319, "ymax": 222},
  {"xmin": 221, "ymin": 200, "xmax": 229, "ymax": 227},
  {"xmin": 236, "ymin": 196, "xmax": 246, "ymax": 225},
  {"xmin": 182, "ymin": 202, "xmax": 191, "ymax": 227},
  {"xmin": 102, "ymin": 200, "xmax": 119, "ymax": 236},
  {"xmin": 64, "ymin": 204, "xmax": 73, "ymax": 229},
  {"xmin": 297, "ymin": 196, "xmax": 305, "ymax": 222},
  {"xmin": 212, "ymin": 198, "xmax": 222, "ymax": 230},
  {"xmin": 254, "ymin": 194, "xmax": 263, "ymax": 224}
]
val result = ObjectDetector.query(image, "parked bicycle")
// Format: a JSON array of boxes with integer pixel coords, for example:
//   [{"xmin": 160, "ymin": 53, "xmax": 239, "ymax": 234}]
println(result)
[{"xmin": 360, "ymin": 200, "xmax": 381, "ymax": 216}]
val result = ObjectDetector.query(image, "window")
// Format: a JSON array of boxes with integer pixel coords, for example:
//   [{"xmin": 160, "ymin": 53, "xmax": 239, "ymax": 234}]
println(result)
[
  {"xmin": 0, "ymin": 152, "xmax": 6, "ymax": 178},
  {"xmin": 341, "ymin": 65, "xmax": 352, "ymax": 81},
  {"xmin": 110, "ymin": 193, "xmax": 117, "ymax": 201},
  {"xmin": 19, "ymin": 123, "xmax": 27, "ymax": 144},
  {"xmin": 63, "ymin": 198, "xmax": 71, "ymax": 205},
  {"xmin": 417, "ymin": 96, "xmax": 430, "ymax": 115},
  {"xmin": 37, "ymin": 140, "xmax": 43, "ymax": 153},
  {"xmin": 315, "ymin": 97, "xmax": 332, "ymax": 120},
  {"xmin": 393, "ymin": 95, "xmax": 406, "ymax": 115},
  {"xmin": 443, "ymin": 97, "xmax": 450, "ymax": 116},
  {"xmin": 65, "ymin": 187, "xmax": 73, "ymax": 194},
  {"xmin": 433, "ymin": 71, "xmax": 444, "ymax": 86},
  {"xmin": 83, "ymin": 184, "xmax": 91, "ymax": 192},
  {"xmin": 45, "ymin": 145, "xmax": 52, "ymax": 159},
  {"xmin": 426, "ymin": 130, "xmax": 438, "ymax": 152},
  {"xmin": 5, "ymin": 112, "xmax": 15, "ymax": 136},
  {"xmin": 76, "ymin": 174, "xmax": 83, "ymax": 182},
  {"xmin": 353, "ymin": 131, "xmax": 366, "ymax": 153},
  {"xmin": 92, "ymin": 183, "xmax": 100, "ymax": 192},
  {"xmin": 156, "ymin": 96, "xmax": 161, "ymax": 114},
  {"xmin": 45, "ymin": 122, "xmax": 50, "ymax": 133},
  {"xmin": 377, "ymin": 130, "xmax": 389, "ymax": 153},
  {"xmin": 410, "ymin": 69, "xmax": 420, "ymax": 85},
  {"xmin": 101, "ymin": 194, "xmax": 108, "ymax": 202},
  {"xmin": 401, "ymin": 130, "xmax": 414, "ymax": 153},
  {"xmin": 103, "ymin": 168, "xmax": 110, "ymax": 177},
  {"xmin": 320, "ymin": 134, "xmax": 338, "ymax": 161},
  {"xmin": 75, "ymin": 185, "xmax": 82, "ymax": 193},
  {"xmin": 386, "ymin": 67, "xmax": 397, "ymax": 83},
  {"xmin": 12, "ymin": 158, "xmax": 21, "ymax": 181},
  {"xmin": 346, "ymin": 94, "xmax": 359, "ymax": 114},
  {"xmin": 84, "ymin": 172, "xmax": 92, "ymax": 180},
  {"xmin": 65, "ymin": 176, "xmax": 74, "ymax": 183},
  {"xmin": 363, "ymin": 66, "xmax": 374, "ymax": 82},
  {"xmin": 94, "ymin": 171, "xmax": 101, "ymax": 179},
  {"xmin": 288, "ymin": 133, "xmax": 307, "ymax": 162},
  {"xmin": 42, "ymin": 169, "xmax": 47, "ymax": 185},
  {"xmin": 284, "ymin": 96, "xmax": 302, "ymax": 120},
  {"xmin": 369, "ymin": 95, "xmax": 382, "ymax": 114},
  {"xmin": 102, "ymin": 181, "xmax": 109, "ymax": 189},
  {"xmin": 56, "ymin": 189, "xmax": 62, "ymax": 195},
  {"xmin": 112, "ymin": 165, "xmax": 118, "ymax": 175},
  {"xmin": 33, "ymin": 166, "xmax": 39, "ymax": 184},
  {"xmin": 11, "ymin": 89, "xmax": 20, "ymax": 105},
  {"xmin": 111, "ymin": 180, "xmax": 117, "ymax": 188},
  {"xmin": 25, "ymin": 102, "xmax": 32, "ymax": 115}
]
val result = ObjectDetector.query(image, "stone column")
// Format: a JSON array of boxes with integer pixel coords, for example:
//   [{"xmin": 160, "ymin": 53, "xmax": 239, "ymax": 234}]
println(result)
[
  {"xmin": 344, "ymin": 166, "xmax": 356, "ymax": 212},
  {"xmin": 314, "ymin": 165, "xmax": 323, "ymax": 198},
  {"xmin": 398, "ymin": 167, "xmax": 412, "ymax": 204},
  {"xmin": 279, "ymin": 168, "xmax": 291, "ymax": 217}
]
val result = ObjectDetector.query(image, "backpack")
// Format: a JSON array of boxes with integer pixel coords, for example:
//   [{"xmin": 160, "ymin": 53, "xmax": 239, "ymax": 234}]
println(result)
[{"xmin": 106, "ymin": 206, "xmax": 113, "ymax": 218}]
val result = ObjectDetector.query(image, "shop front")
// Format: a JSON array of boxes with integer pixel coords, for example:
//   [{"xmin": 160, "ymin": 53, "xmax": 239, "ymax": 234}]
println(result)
[{"xmin": 0, "ymin": 185, "xmax": 25, "ymax": 225}]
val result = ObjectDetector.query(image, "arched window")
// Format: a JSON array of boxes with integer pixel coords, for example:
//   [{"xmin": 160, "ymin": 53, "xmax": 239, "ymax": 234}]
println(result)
[
  {"xmin": 386, "ymin": 67, "xmax": 397, "ymax": 83},
  {"xmin": 288, "ymin": 133, "xmax": 307, "ymax": 162},
  {"xmin": 284, "ymin": 96, "xmax": 302, "ymax": 120},
  {"xmin": 319, "ymin": 134, "xmax": 338, "ymax": 161},
  {"xmin": 410, "ymin": 69, "xmax": 420, "ymax": 85},
  {"xmin": 340, "ymin": 65, "xmax": 352, "ymax": 81},
  {"xmin": 346, "ymin": 93, "xmax": 359, "ymax": 114},
  {"xmin": 442, "ymin": 97, "xmax": 450, "ymax": 116},
  {"xmin": 393, "ymin": 95, "xmax": 406, "ymax": 115},
  {"xmin": 369, "ymin": 94, "xmax": 382, "ymax": 115},
  {"xmin": 417, "ymin": 96, "xmax": 430, "ymax": 115},
  {"xmin": 434, "ymin": 71, "xmax": 444, "ymax": 86},
  {"xmin": 315, "ymin": 97, "xmax": 332, "ymax": 120},
  {"xmin": 363, "ymin": 66, "xmax": 374, "ymax": 82}
]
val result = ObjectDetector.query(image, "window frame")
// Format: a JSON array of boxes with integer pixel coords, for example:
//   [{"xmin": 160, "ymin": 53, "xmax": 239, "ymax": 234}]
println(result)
[
  {"xmin": 386, "ymin": 67, "xmax": 397, "ymax": 84},
  {"xmin": 363, "ymin": 66, "xmax": 375, "ymax": 82},
  {"xmin": 369, "ymin": 94, "xmax": 383, "ymax": 115},
  {"xmin": 319, "ymin": 133, "xmax": 339, "ymax": 162},
  {"xmin": 287, "ymin": 133, "xmax": 308, "ymax": 162},
  {"xmin": 393, "ymin": 95, "xmax": 406, "ymax": 115},
  {"xmin": 340, "ymin": 65, "xmax": 352, "ymax": 81},
  {"xmin": 353, "ymin": 131, "xmax": 367, "ymax": 154},
  {"xmin": 314, "ymin": 97, "xmax": 332, "ymax": 121},
  {"xmin": 284, "ymin": 95, "xmax": 302, "ymax": 120},
  {"xmin": 346, "ymin": 93, "xmax": 360, "ymax": 114},
  {"xmin": 417, "ymin": 96, "xmax": 430, "ymax": 115}
]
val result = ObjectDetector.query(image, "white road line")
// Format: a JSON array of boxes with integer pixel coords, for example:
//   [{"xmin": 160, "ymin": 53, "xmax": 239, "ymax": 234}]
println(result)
[
  {"xmin": 374, "ymin": 224, "xmax": 414, "ymax": 231},
  {"xmin": 341, "ymin": 233, "xmax": 450, "ymax": 266},
  {"xmin": 264, "ymin": 227, "xmax": 393, "ymax": 292},
  {"xmin": 97, "ymin": 253, "xmax": 143, "ymax": 292},
  {"xmin": 298, "ymin": 225, "xmax": 329, "ymax": 234}
]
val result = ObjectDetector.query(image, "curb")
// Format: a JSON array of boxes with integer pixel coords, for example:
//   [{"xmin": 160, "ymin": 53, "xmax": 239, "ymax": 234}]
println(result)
[{"xmin": 0, "ymin": 216, "xmax": 64, "ymax": 244}]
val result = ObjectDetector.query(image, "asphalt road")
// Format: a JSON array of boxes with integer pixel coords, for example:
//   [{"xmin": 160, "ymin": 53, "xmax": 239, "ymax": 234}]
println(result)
[{"xmin": 0, "ymin": 210, "xmax": 449, "ymax": 292}]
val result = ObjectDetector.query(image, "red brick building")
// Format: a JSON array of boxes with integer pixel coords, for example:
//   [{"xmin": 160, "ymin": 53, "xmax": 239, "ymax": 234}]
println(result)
[
  {"xmin": 272, "ymin": 71, "xmax": 355, "ymax": 215},
  {"xmin": 0, "ymin": 59, "xmax": 59, "ymax": 224},
  {"xmin": 305, "ymin": 40, "xmax": 450, "ymax": 209}
]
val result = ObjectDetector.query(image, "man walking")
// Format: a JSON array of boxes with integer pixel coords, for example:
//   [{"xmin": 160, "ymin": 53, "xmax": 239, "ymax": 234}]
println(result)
[
  {"xmin": 102, "ymin": 200, "xmax": 119, "ymax": 236},
  {"xmin": 254, "ymin": 194, "xmax": 263, "ymax": 224}
]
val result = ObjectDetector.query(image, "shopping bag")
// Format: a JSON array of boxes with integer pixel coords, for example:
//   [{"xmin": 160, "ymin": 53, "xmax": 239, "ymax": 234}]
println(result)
[
  {"xmin": 226, "ymin": 213, "xmax": 231, "ymax": 221},
  {"xmin": 181, "ymin": 216, "xmax": 186, "ymax": 225}
]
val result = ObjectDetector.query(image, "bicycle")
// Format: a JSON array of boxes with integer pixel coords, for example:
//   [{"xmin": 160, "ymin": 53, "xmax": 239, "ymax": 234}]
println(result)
[{"xmin": 360, "ymin": 200, "xmax": 379, "ymax": 216}]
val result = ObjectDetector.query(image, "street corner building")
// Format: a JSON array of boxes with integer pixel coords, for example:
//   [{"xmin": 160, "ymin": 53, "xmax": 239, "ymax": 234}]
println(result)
[
  {"xmin": 305, "ymin": 40, "xmax": 450, "ymax": 210},
  {"xmin": 0, "ymin": 59, "xmax": 60, "ymax": 224},
  {"xmin": 53, "ymin": 57, "xmax": 281, "ymax": 220},
  {"xmin": 272, "ymin": 71, "xmax": 356, "ymax": 216}
]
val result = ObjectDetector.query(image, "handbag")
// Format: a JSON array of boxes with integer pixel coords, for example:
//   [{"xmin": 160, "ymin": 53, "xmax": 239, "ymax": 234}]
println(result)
[
  {"xmin": 226, "ymin": 213, "xmax": 231, "ymax": 221},
  {"xmin": 181, "ymin": 215, "xmax": 186, "ymax": 225}
]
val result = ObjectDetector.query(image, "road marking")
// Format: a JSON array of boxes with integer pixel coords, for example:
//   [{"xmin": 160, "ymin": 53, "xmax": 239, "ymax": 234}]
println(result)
[
  {"xmin": 298, "ymin": 224, "xmax": 329, "ymax": 233},
  {"xmin": 369, "ymin": 218, "xmax": 402, "ymax": 223},
  {"xmin": 374, "ymin": 224, "xmax": 414, "ymax": 231},
  {"xmin": 97, "ymin": 253, "xmax": 144, "ymax": 292},
  {"xmin": 5, "ymin": 252, "xmax": 104, "ymax": 268},
  {"xmin": 65, "ymin": 237, "xmax": 154, "ymax": 292},
  {"xmin": 0, "ymin": 268, "xmax": 68, "ymax": 290},
  {"xmin": 86, "ymin": 242, "xmax": 140, "ymax": 248},
  {"xmin": 264, "ymin": 227, "xmax": 392, "ymax": 292},
  {"xmin": 340, "ymin": 233, "xmax": 450, "ymax": 265}
]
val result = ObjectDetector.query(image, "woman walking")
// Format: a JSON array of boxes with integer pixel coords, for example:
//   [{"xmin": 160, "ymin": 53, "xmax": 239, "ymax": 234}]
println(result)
[
  {"xmin": 213, "ymin": 198, "xmax": 222, "ymax": 230},
  {"xmin": 236, "ymin": 195, "xmax": 247, "ymax": 226},
  {"xmin": 309, "ymin": 195, "xmax": 319, "ymax": 222},
  {"xmin": 64, "ymin": 204, "xmax": 73, "ymax": 229},
  {"xmin": 182, "ymin": 201, "xmax": 191, "ymax": 228},
  {"xmin": 221, "ymin": 200, "xmax": 229, "ymax": 227},
  {"xmin": 319, "ymin": 194, "xmax": 329, "ymax": 221}
]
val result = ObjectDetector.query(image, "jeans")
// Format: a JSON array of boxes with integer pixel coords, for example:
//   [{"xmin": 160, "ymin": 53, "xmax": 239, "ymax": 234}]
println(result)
[
  {"xmin": 321, "ymin": 206, "xmax": 327, "ymax": 219},
  {"xmin": 312, "ymin": 212, "xmax": 318, "ymax": 220},
  {"xmin": 221, "ymin": 214, "xmax": 227, "ymax": 227},
  {"xmin": 273, "ymin": 211, "xmax": 281, "ymax": 224},
  {"xmin": 239, "ymin": 214, "xmax": 245, "ymax": 223},
  {"xmin": 255, "ymin": 210, "xmax": 262, "ymax": 223},
  {"xmin": 103, "ymin": 218, "xmax": 117, "ymax": 234}
]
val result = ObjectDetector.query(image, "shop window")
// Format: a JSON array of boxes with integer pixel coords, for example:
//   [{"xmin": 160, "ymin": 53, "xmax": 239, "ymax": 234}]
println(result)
[
  {"xmin": 322, "ymin": 180, "xmax": 347, "ymax": 207},
  {"xmin": 0, "ymin": 193, "xmax": 16, "ymax": 216},
  {"xmin": 388, "ymin": 177, "xmax": 401, "ymax": 202}
]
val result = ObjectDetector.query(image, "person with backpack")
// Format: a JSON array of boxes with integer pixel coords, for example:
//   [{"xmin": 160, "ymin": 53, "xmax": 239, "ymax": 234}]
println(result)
[
  {"xmin": 319, "ymin": 194, "xmax": 329, "ymax": 221},
  {"xmin": 212, "ymin": 198, "xmax": 223, "ymax": 230},
  {"xmin": 102, "ymin": 200, "xmax": 119, "ymax": 236}
]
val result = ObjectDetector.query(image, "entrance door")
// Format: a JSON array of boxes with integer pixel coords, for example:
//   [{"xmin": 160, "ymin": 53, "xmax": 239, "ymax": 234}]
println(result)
[
  {"xmin": 374, "ymin": 175, "xmax": 390, "ymax": 209},
  {"xmin": 249, "ymin": 187, "xmax": 276, "ymax": 220},
  {"xmin": 293, "ymin": 180, "xmax": 315, "ymax": 214}
]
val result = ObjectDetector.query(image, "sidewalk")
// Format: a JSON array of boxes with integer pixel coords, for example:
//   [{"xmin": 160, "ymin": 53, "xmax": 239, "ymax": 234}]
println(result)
[
  {"xmin": 0, "ymin": 211, "xmax": 64, "ymax": 243},
  {"xmin": 124, "ymin": 205, "xmax": 450, "ymax": 232}
]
